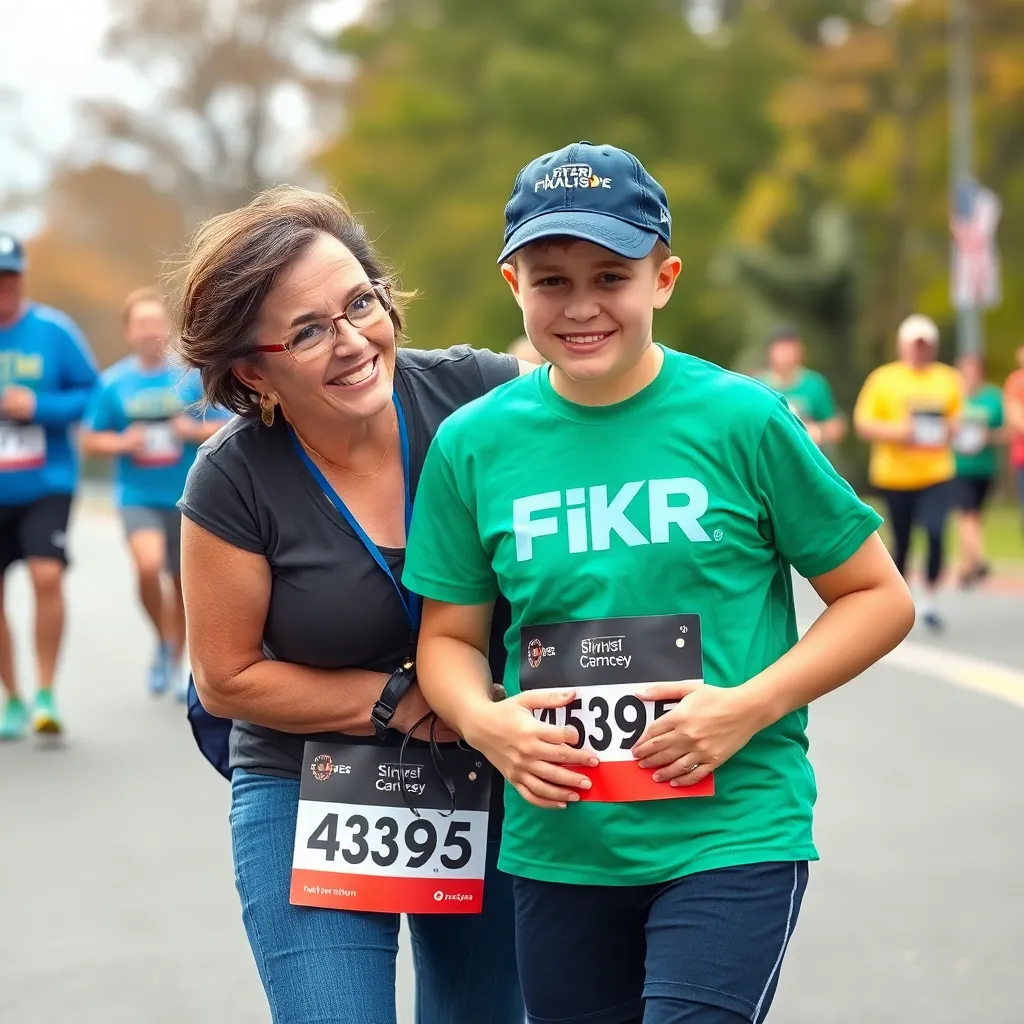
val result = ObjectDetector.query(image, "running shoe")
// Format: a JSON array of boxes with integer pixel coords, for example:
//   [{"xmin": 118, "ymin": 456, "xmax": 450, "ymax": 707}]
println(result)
[
  {"xmin": 921, "ymin": 610, "xmax": 945, "ymax": 633},
  {"xmin": 32, "ymin": 690, "xmax": 63, "ymax": 735},
  {"xmin": 0, "ymin": 696, "xmax": 28, "ymax": 740},
  {"xmin": 173, "ymin": 657, "xmax": 190, "ymax": 704},
  {"xmin": 147, "ymin": 643, "xmax": 172, "ymax": 696}
]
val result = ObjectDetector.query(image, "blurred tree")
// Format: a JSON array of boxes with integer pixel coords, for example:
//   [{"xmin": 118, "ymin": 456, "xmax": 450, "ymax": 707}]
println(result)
[
  {"xmin": 732, "ymin": 0, "xmax": 1024, "ymax": 381},
  {"xmin": 80, "ymin": 0, "xmax": 347, "ymax": 221},
  {"xmin": 319, "ymin": 0, "xmax": 800, "ymax": 361},
  {"xmin": 23, "ymin": 165, "xmax": 187, "ymax": 367}
]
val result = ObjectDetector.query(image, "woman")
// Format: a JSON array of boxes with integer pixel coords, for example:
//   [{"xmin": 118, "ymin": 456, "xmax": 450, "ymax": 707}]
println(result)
[{"xmin": 174, "ymin": 185, "xmax": 525, "ymax": 1024}]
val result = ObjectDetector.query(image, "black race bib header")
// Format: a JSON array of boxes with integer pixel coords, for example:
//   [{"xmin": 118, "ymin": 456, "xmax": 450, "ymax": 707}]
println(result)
[{"xmin": 519, "ymin": 614, "xmax": 702, "ymax": 689}]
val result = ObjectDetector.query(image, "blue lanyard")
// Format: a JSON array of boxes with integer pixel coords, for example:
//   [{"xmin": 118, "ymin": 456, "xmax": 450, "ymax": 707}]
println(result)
[{"xmin": 289, "ymin": 393, "xmax": 420, "ymax": 631}]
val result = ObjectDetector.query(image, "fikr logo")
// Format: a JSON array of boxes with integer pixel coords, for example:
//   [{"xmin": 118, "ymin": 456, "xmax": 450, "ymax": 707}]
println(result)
[
  {"xmin": 534, "ymin": 163, "xmax": 612, "ymax": 192},
  {"xmin": 512, "ymin": 478, "xmax": 712, "ymax": 562}
]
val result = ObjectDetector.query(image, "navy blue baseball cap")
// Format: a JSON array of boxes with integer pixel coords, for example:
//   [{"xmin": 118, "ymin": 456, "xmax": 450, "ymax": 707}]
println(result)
[
  {"xmin": 0, "ymin": 233, "xmax": 25, "ymax": 274},
  {"xmin": 498, "ymin": 142, "xmax": 671, "ymax": 264}
]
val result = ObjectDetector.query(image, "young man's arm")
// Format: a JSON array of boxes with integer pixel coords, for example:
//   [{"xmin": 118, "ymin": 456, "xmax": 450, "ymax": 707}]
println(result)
[
  {"xmin": 417, "ymin": 598, "xmax": 597, "ymax": 810},
  {"xmin": 633, "ymin": 534, "xmax": 913, "ymax": 785}
]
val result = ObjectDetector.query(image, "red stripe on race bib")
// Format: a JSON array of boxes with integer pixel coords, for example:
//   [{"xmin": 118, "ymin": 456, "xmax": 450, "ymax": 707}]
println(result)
[
  {"xmin": 572, "ymin": 760, "xmax": 714, "ymax": 803},
  {"xmin": 290, "ymin": 869, "xmax": 484, "ymax": 914},
  {"xmin": 0, "ymin": 455, "xmax": 46, "ymax": 471}
]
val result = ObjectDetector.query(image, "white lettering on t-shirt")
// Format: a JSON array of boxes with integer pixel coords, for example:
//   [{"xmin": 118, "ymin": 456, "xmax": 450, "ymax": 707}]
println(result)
[{"xmin": 512, "ymin": 478, "xmax": 712, "ymax": 561}]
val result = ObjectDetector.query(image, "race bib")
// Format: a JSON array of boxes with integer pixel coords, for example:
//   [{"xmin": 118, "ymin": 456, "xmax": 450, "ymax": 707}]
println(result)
[
  {"xmin": 0, "ymin": 420, "xmax": 46, "ymax": 471},
  {"xmin": 953, "ymin": 419, "xmax": 987, "ymax": 455},
  {"xmin": 521, "ymin": 614, "xmax": 714, "ymax": 803},
  {"xmin": 291, "ymin": 742, "xmax": 492, "ymax": 914},
  {"xmin": 132, "ymin": 420, "xmax": 183, "ymax": 467},
  {"xmin": 910, "ymin": 410, "xmax": 948, "ymax": 448}
]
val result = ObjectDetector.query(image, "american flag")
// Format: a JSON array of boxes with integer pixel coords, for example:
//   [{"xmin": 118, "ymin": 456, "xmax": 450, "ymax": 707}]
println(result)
[{"xmin": 950, "ymin": 179, "xmax": 1002, "ymax": 310}]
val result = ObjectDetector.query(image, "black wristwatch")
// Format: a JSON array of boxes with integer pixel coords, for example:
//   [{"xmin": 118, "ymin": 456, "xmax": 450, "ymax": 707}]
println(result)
[{"xmin": 370, "ymin": 658, "xmax": 417, "ymax": 740}]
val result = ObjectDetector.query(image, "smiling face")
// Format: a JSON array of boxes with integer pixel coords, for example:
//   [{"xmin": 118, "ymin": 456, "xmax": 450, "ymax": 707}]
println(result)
[
  {"xmin": 237, "ymin": 232, "xmax": 398, "ymax": 427},
  {"xmin": 501, "ymin": 238, "xmax": 680, "ymax": 405}
]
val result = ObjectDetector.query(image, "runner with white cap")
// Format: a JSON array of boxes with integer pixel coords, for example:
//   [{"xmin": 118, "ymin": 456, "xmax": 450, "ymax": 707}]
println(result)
[{"xmin": 854, "ymin": 314, "xmax": 963, "ymax": 630}]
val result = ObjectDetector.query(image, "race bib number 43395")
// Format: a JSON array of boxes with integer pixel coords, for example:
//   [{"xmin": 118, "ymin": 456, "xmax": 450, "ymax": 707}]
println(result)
[
  {"xmin": 520, "ymin": 614, "xmax": 714, "ymax": 803},
  {"xmin": 291, "ymin": 742, "xmax": 491, "ymax": 915}
]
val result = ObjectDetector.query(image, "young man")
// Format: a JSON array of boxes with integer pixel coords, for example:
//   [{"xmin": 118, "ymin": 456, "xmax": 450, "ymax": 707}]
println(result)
[
  {"xmin": 404, "ymin": 143, "xmax": 914, "ymax": 1024},
  {"xmin": 0, "ymin": 232, "xmax": 99, "ymax": 739},
  {"xmin": 80, "ymin": 288, "xmax": 224, "ymax": 697},
  {"xmin": 854, "ymin": 315, "xmax": 963, "ymax": 630},
  {"xmin": 952, "ymin": 353, "xmax": 1004, "ymax": 586},
  {"xmin": 1004, "ymin": 345, "xmax": 1024, "ymax": 536},
  {"xmin": 756, "ymin": 325, "xmax": 845, "ymax": 447}
]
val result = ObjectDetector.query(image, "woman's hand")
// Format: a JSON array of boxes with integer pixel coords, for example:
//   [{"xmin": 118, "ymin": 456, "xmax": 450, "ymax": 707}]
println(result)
[
  {"xmin": 389, "ymin": 682, "xmax": 460, "ymax": 743},
  {"xmin": 463, "ymin": 689, "xmax": 598, "ymax": 809},
  {"xmin": 630, "ymin": 681, "xmax": 764, "ymax": 788}
]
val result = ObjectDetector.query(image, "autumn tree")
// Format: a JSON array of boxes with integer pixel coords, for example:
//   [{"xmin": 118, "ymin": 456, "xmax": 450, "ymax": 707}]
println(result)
[{"xmin": 80, "ymin": 0, "xmax": 347, "ymax": 221}]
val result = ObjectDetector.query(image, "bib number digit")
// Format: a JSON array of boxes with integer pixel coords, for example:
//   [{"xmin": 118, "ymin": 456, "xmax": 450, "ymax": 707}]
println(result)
[
  {"xmin": 588, "ymin": 695, "xmax": 613, "ymax": 751},
  {"xmin": 614, "ymin": 696, "xmax": 648, "ymax": 748},
  {"xmin": 343, "ymin": 814, "xmax": 370, "ymax": 864},
  {"xmin": 307, "ymin": 812, "xmax": 342, "ymax": 862},
  {"xmin": 404, "ymin": 820, "xmax": 438, "ymax": 868},
  {"xmin": 372, "ymin": 816, "xmax": 400, "ymax": 867},
  {"xmin": 565, "ymin": 698, "xmax": 585, "ymax": 749},
  {"xmin": 440, "ymin": 821, "xmax": 473, "ymax": 869}
]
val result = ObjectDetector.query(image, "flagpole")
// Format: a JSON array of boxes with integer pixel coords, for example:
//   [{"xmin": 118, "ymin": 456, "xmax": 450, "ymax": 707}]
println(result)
[{"xmin": 950, "ymin": 0, "xmax": 981, "ymax": 357}]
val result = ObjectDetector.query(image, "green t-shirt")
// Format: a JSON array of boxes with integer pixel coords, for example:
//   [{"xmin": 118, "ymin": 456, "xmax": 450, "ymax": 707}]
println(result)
[
  {"xmin": 404, "ymin": 347, "xmax": 881, "ymax": 886},
  {"xmin": 757, "ymin": 368, "xmax": 836, "ymax": 423},
  {"xmin": 954, "ymin": 383, "xmax": 1003, "ymax": 479}
]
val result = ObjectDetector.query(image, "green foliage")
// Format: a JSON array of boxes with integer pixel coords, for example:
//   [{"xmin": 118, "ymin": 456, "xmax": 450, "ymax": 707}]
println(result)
[{"xmin": 319, "ymin": 0, "xmax": 795, "ymax": 359}]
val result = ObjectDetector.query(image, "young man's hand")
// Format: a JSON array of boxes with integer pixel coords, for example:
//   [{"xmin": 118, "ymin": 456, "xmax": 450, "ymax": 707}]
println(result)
[
  {"xmin": 631, "ymin": 681, "xmax": 764, "ymax": 788},
  {"xmin": 463, "ymin": 689, "xmax": 597, "ymax": 809}
]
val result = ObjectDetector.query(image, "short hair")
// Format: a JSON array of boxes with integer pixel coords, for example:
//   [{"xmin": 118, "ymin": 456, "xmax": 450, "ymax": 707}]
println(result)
[
  {"xmin": 122, "ymin": 286, "xmax": 166, "ymax": 326},
  {"xmin": 172, "ymin": 186, "xmax": 411, "ymax": 417},
  {"xmin": 767, "ymin": 324, "xmax": 802, "ymax": 345},
  {"xmin": 507, "ymin": 236, "xmax": 672, "ymax": 269}
]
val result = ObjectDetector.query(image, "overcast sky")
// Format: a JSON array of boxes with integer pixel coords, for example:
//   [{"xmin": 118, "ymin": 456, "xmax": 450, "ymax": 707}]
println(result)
[{"xmin": 0, "ymin": 0, "xmax": 366, "ymax": 234}]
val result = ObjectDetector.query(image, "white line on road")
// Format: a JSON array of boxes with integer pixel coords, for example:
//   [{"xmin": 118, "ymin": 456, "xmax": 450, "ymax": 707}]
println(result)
[{"xmin": 883, "ymin": 640, "xmax": 1024, "ymax": 711}]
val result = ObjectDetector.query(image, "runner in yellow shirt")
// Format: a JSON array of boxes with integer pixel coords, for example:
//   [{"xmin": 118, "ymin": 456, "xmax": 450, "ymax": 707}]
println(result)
[{"xmin": 854, "ymin": 314, "xmax": 963, "ymax": 630}]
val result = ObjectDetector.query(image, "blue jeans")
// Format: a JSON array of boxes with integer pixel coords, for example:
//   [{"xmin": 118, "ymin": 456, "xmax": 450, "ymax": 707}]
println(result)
[{"xmin": 230, "ymin": 769, "xmax": 524, "ymax": 1024}]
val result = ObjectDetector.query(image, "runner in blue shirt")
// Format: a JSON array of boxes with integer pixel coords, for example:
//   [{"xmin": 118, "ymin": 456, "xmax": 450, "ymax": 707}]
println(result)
[
  {"xmin": 81, "ymin": 288, "xmax": 227, "ymax": 697},
  {"xmin": 0, "ymin": 232, "xmax": 99, "ymax": 739}
]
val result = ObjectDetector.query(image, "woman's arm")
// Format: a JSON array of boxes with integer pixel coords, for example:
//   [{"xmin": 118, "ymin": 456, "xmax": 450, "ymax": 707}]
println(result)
[
  {"xmin": 181, "ymin": 517, "xmax": 435, "ymax": 736},
  {"xmin": 633, "ymin": 533, "xmax": 915, "ymax": 785}
]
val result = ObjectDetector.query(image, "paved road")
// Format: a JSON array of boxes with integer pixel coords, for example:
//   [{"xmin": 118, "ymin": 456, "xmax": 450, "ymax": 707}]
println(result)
[{"xmin": 2, "ymin": 501, "xmax": 1023, "ymax": 1023}]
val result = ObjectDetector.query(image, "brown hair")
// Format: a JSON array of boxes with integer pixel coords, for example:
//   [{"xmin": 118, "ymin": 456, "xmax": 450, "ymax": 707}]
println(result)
[
  {"xmin": 122, "ymin": 286, "xmax": 166, "ymax": 326},
  {"xmin": 172, "ymin": 186, "xmax": 409, "ymax": 416},
  {"xmin": 507, "ymin": 236, "xmax": 672, "ymax": 268}
]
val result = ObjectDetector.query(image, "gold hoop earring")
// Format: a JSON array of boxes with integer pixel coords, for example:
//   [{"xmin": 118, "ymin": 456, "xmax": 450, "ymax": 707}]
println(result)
[{"xmin": 259, "ymin": 393, "xmax": 277, "ymax": 428}]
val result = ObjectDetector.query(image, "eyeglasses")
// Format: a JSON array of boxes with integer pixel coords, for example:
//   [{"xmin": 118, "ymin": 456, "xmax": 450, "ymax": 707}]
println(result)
[{"xmin": 255, "ymin": 281, "xmax": 394, "ymax": 364}]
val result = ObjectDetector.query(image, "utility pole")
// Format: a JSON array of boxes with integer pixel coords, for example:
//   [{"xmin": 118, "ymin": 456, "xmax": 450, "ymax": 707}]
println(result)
[{"xmin": 949, "ymin": 0, "xmax": 981, "ymax": 356}]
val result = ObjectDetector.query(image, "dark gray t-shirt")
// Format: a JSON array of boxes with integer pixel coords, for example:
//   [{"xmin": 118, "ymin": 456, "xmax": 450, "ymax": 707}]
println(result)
[{"xmin": 178, "ymin": 346, "xmax": 518, "ymax": 779}]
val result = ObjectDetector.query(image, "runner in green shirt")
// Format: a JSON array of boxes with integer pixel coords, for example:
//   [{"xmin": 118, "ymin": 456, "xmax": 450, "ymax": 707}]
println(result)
[
  {"xmin": 755, "ymin": 325, "xmax": 845, "ymax": 447},
  {"xmin": 404, "ymin": 142, "xmax": 915, "ymax": 1024},
  {"xmin": 953, "ymin": 353, "xmax": 1006, "ymax": 586}
]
